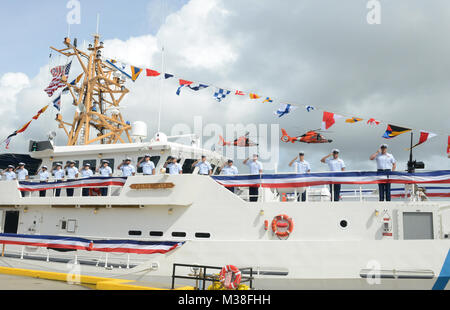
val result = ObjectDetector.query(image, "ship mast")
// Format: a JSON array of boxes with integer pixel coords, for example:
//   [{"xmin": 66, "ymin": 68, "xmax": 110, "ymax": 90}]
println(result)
[{"xmin": 50, "ymin": 35, "xmax": 132, "ymax": 146}]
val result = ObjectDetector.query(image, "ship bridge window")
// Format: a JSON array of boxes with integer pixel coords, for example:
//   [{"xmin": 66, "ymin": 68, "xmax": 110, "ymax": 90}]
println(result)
[
  {"xmin": 64, "ymin": 160, "xmax": 79, "ymax": 169},
  {"xmin": 137, "ymin": 156, "xmax": 161, "ymax": 173},
  {"xmin": 82, "ymin": 159, "xmax": 97, "ymax": 171},
  {"xmin": 182, "ymin": 159, "xmax": 196, "ymax": 174},
  {"xmin": 103, "ymin": 159, "xmax": 115, "ymax": 172}
]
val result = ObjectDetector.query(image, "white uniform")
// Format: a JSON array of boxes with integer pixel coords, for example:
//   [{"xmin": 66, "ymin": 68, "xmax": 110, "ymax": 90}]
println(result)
[
  {"xmin": 326, "ymin": 158, "xmax": 345, "ymax": 172},
  {"xmin": 66, "ymin": 167, "xmax": 79, "ymax": 178},
  {"xmin": 99, "ymin": 166, "xmax": 112, "ymax": 176},
  {"xmin": 120, "ymin": 164, "xmax": 135, "ymax": 177},
  {"xmin": 16, "ymin": 168, "xmax": 28, "ymax": 180},
  {"xmin": 247, "ymin": 160, "xmax": 263, "ymax": 174},
  {"xmin": 376, "ymin": 153, "xmax": 396, "ymax": 170},
  {"xmin": 167, "ymin": 163, "xmax": 182, "ymax": 175},
  {"xmin": 195, "ymin": 161, "xmax": 212, "ymax": 175},
  {"xmin": 81, "ymin": 169, "xmax": 93, "ymax": 177},
  {"xmin": 293, "ymin": 160, "xmax": 311, "ymax": 174},
  {"xmin": 4, "ymin": 171, "xmax": 16, "ymax": 180},
  {"xmin": 39, "ymin": 171, "xmax": 49, "ymax": 181},
  {"xmin": 53, "ymin": 169, "xmax": 65, "ymax": 180},
  {"xmin": 140, "ymin": 161, "xmax": 155, "ymax": 175},
  {"xmin": 221, "ymin": 165, "xmax": 238, "ymax": 175}
]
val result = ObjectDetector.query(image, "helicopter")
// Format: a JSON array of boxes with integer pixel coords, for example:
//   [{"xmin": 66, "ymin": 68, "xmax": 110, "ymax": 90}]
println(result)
[
  {"xmin": 219, "ymin": 132, "xmax": 259, "ymax": 147},
  {"xmin": 281, "ymin": 128, "xmax": 333, "ymax": 144}
]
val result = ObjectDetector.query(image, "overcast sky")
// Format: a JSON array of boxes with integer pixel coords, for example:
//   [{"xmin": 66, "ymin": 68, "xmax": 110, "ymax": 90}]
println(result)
[{"xmin": 0, "ymin": 0, "xmax": 449, "ymax": 173}]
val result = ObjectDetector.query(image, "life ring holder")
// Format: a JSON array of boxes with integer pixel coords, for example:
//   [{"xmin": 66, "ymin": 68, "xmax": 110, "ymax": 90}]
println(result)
[
  {"xmin": 271, "ymin": 214, "xmax": 294, "ymax": 238},
  {"xmin": 219, "ymin": 265, "xmax": 242, "ymax": 289}
]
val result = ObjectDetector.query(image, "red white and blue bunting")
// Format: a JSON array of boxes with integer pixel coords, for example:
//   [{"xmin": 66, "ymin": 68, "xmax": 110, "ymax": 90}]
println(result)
[
  {"xmin": 211, "ymin": 170, "xmax": 450, "ymax": 188},
  {"xmin": 0, "ymin": 233, "xmax": 184, "ymax": 255},
  {"xmin": 18, "ymin": 177, "xmax": 127, "ymax": 192}
]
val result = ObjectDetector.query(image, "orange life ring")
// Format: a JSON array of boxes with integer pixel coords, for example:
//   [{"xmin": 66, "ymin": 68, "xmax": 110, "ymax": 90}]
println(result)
[
  {"xmin": 271, "ymin": 214, "xmax": 294, "ymax": 238},
  {"xmin": 264, "ymin": 220, "xmax": 269, "ymax": 230},
  {"xmin": 219, "ymin": 265, "xmax": 242, "ymax": 289}
]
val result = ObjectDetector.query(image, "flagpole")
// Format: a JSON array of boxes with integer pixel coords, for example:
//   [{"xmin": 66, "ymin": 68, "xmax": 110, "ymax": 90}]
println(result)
[{"xmin": 157, "ymin": 46, "xmax": 164, "ymax": 133}]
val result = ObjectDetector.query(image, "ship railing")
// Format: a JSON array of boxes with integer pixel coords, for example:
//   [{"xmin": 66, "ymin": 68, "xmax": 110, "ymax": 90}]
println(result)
[{"xmin": 211, "ymin": 169, "xmax": 450, "ymax": 203}]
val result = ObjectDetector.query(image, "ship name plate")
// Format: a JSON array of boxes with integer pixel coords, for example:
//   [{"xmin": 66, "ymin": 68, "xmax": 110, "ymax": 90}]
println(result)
[{"xmin": 130, "ymin": 183, "xmax": 175, "ymax": 190}]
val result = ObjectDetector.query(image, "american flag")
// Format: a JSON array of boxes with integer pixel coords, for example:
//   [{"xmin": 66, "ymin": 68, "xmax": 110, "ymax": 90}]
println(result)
[{"xmin": 44, "ymin": 61, "xmax": 72, "ymax": 97}]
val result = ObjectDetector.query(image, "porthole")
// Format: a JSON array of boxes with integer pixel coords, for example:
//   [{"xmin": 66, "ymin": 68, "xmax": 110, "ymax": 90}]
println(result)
[
  {"xmin": 172, "ymin": 232, "xmax": 186, "ymax": 237},
  {"xmin": 339, "ymin": 220, "xmax": 348, "ymax": 229},
  {"xmin": 150, "ymin": 231, "xmax": 163, "ymax": 237},
  {"xmin": 128, "ymin": 230, "xmax": 142, "ymax": 236},
  {"xmin": 195, "ymin": 232, "xmax": 210, "ymax": 238}
]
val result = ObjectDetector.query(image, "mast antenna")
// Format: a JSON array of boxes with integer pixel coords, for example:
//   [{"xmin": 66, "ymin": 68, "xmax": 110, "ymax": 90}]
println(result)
[{"xmin": 50, "ymin": 35, "xmax": 132, "ymax": 145}]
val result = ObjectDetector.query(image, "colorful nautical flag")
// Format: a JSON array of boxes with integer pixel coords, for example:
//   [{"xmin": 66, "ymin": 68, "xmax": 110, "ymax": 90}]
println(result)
[
  {"xmin": 130, "ymin": 66, "xmax": 143, "ymax": 81},
  {"xmin": 213, "ymin": 88, "xmax": 231, "ymax": 102},
  {"xmin": 382, "ymin": 124, "xmax": 411, "ymax": 139},
  {"xmin": 32, "ymin": 105, "xmax": 49, "ymax": 120},
  {"xmin": 274, "ymin": 104, "xmax": 296, "ymax": 118},
  {"xmin": 53, "ymin": 94, "xmax": 61, "ymax": 111},
  {"xmin": 408, "ymin": 131, "xmax": 437, "ymax": 150},
  {"xmin": 187, "ymin": 84, "xmax": 209, "ymax": 91},
  {"xmin": 262, "ymin": 97, "xmax": 273, "ymax": 103},
  {"xmin": 106, "ymin": 59, "xmax": 142, "ymax": 82},
  {"xmin": 44, "ymin": 61, "xmax": 72, "ymax": 97},
  {"xmin": 62, "ymin": 73, "xmax": 83, "ymax": 94},
  {"xmin": 176, "ymin": 79, "xmax": 193, "ymax": 95},
  {"xmin": 146, "ymin": 68, "xmax": 160, "ymax": 77},
  {"xmin": 235, "ymin": 90, "xmax": 245, "ymax": 96},
  {"xmin": 322, "ymin": 111, "xmax": 342, "ymax": 130},
  {"xmin": 305, "ymin": 105, "xmax": 315, "ymax": 112},
  {"xmin": 164, "ymin": 73, "xmax": 174, "ymax": 79},
  {"xmin": 249, "ymin": 93, "xmax": 260, "ymax": 99},
  {"xmin": 367, "ymin": 118, "xmax": 380, "ymax": 126},
  {"xmin": 16, "ymin": 121, "xmax": 32, "ymax": 134},
  {"xmin": 346, "ymin": 117, "xmax": 363, "ymax": 123},
  {"xmin": 447, "ymin": 136, "xmax": 450, "ymax": 154}
]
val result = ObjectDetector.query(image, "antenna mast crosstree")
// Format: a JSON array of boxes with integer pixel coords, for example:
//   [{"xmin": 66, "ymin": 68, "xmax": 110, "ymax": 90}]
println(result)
[{"xmin": 50, "ymin": 35, "xmax": 132, "ymax": 146}]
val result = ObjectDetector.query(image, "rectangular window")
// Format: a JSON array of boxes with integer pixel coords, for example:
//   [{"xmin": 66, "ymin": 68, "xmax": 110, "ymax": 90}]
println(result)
[
  {"xmin": 171, "ymin": 232, "xmax": 186, "ymax": 237},
  {"xmin": 150, "ymin": 231, "xmax": 163, "ymax": 236},
  {"xmin": 195, "ymin": 232, "xmax": 210, "ymax": 238},
  {"xmin": 137, "ymin": 156, "xmax": 161, "ymax": 173},
  {"xmin": 128, "ymin": 230, "xmax": 142, "ymax": 236},
  {"xmin": 403, "ymin": 212, "xmax": 434, "ymax": 240},
  {"xmin": 102, "ymin": 159, "xmax": 115, "ymax": 173},
  {"xmin": 82, "ymin": 159, "xmax": 97, "ymax": 171},
  {"xmin": 61, "ymin": 220, "xmax": 67, "ymax": 230},
  {"xmin": 182, "ymin": 159, "xmax": 196, "ymax": 174}
]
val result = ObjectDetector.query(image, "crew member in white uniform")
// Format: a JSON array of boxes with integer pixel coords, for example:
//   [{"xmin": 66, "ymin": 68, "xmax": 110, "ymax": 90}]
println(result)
[
  {"xmin": 370, "ymin": 144, "xmax": 396, "ymax": 201},
  {"xmin": 321, "ymin": 149, "xmax": 346, "ymax": 202},
  {"xmin": 64, "ymin": 161, "xmax": 79, "ymax": 197},
  {"xmin": 97, "ymin": 160, "xmax": 113, "ymax": 196},
  {"xmin": 52, "ymin": 163, "xmax": 65, "ymax": 197},
  {"xmin": 15, "ymin": 162, "xmax": 29, "ymax": 197},
  {"xmin": 138, "ymin": 154, "xmax": 156, "ymax": 175},
  {"xmin": 164, "ymin": 157, "xmax": 183, "ymax": 175},
  {"xmin": 220, "ymin": 159, "xmax": 238, "ymax": 193},
  {"xmin": 37, "ymin": 165, "xmax": 49, "ymax": 197},
  {"xmin": 81, "ymin": 163, "xmax": 94, "ymax": 196},
  {"xmin": 118, "ymin": 158, "xmax": 136, "ymax": 177},
  {"xmin": 243, "ymin": 154, "xmax": 263, "ymax": 202},
  {"xmin": 289, "ymin": 151, "xmax": 311, "ymax": 201},
  {"xmin": 192, "ymin": 156, "xmax": 212, "ymax": 175},
  {"xmin": 2, "ymin": 165, "xmax": 16, "ymax": 181}
]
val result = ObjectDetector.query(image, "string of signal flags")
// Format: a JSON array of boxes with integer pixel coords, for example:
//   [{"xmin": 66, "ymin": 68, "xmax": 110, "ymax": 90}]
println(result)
[
  {"xmin": 102, "ymin": 56, "xmax": 449, "ymax": 153},
  {"xmin": 3, "ymin": 54, "xmax": 449, "ymax": 155}
]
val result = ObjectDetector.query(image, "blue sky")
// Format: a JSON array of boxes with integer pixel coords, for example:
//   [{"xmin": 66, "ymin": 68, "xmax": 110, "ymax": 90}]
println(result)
[{"xmin": 0, "ymin": 0, "xmax": 187, "ymax": 77}]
